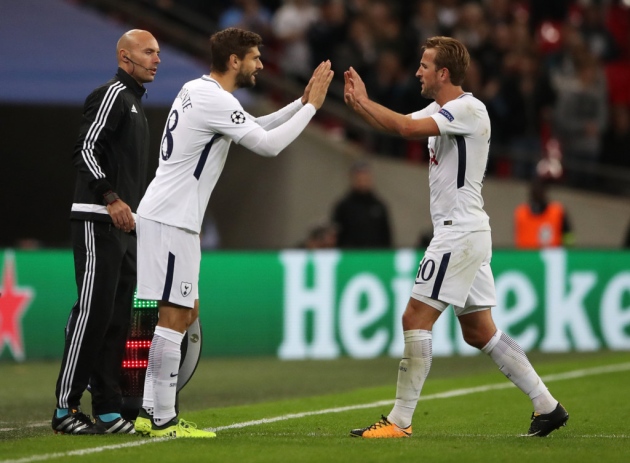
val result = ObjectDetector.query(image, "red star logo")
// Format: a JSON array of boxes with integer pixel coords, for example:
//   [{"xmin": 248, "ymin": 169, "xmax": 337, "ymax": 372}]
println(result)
[{"xmin": 0, "ymin": 251, "xmax": 33, "ymax": 361}]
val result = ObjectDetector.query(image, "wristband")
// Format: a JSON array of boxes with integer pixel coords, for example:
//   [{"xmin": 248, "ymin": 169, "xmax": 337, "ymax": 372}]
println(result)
[{"xmin": 103, "ymin": 190, "xmax": 120, "ymax": 205}]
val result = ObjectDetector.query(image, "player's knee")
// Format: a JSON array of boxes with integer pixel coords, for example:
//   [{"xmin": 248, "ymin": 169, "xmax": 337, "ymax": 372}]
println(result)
[
  {"xmin": 185, "ymin": 310, "xmax": 198, "ymax": 329},
  {"xmin": 401, "ymin": 297, "xmax": 442, "ymax": 330},
  {"xmin": 462, "ymin": 330, "xmax": 487, "ymax": 349},
  {"xmin": 401, "ymin": 309, "xmax": 416, "ymax": 330}
]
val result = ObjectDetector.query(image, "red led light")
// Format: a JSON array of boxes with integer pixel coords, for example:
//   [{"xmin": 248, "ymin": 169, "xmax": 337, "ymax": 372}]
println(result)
[
  {"xmin": 126, "ymin": 340, "xmax": 152, "ymax": 349},
  {"xmin": 122, "ymin": 360, "xmax": 149, "ymax": 369}
]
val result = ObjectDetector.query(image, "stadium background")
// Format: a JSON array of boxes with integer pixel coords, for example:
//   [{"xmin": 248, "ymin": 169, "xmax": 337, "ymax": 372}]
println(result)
[
  {"xmin": 2, "ymin": 247, "xmax": 629, "ymax": 361},
  {"xmin": 1, "ymin": 0, "xmax": 630, "ymax": 362}
]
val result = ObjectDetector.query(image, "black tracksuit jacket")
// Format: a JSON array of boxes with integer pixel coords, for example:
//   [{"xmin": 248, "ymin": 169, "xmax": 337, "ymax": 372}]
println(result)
[{"xmin": 70, "ymin": 67, "xmax": 150, "ymax": 222}]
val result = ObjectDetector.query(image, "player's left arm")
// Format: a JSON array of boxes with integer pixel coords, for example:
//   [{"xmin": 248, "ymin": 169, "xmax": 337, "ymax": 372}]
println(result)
[
  {"xmin": 239, "ymin": 104, "xmax": 317, "ymax": 157},
  {"xmin": 252, "ymin": 98, "xmax": 304, "ymax": 130}
]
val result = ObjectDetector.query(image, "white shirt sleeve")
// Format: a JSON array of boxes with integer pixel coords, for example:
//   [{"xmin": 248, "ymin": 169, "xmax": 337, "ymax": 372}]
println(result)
[
  {"xmin": 410, "ymin": 102, "xmax": 439, "ymax": 120},
  {"xmin": 204, "ymin": 92, "xmax": 260, "ymax": 144},
  {"xmin": 238, "ymin": 103, "xmax": 317, "ymax": 157},
  {"xmin": 253, "ymin": 98, "xmax": 304, "ymax": 130},
  {"xmin": 429, "ymin": 97, "xmax": 479, "ymax": 136}
]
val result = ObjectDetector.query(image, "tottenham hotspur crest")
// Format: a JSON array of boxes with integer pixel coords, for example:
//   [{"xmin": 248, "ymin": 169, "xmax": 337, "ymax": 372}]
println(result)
[
  {"xmin": 231, "ymin": 110, "xmax": 246, "ymax": 124},
  {"xmin": 181, "ymin": 281, "xmax": 192, "ymax": 297}
]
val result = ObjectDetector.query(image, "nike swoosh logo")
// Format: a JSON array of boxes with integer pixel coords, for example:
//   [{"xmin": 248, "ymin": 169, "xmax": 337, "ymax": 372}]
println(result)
[{"xmin": 170, "ymin": 372, "xmax": 178, "ymax": 377}]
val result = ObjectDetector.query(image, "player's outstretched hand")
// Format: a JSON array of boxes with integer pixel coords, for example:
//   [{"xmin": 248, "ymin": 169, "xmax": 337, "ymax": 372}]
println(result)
[
  {"xmin": 344, "ymin": 70, "xmax": 357, "ymax": 110},
  {"xmin": 302, "ymin": 60, "xmax": 328, "ymax": 105},
  {"xmin": 306, "ymin": 60, "xmax": 334, "ymax": 110},
  {"xmin": 344, "ymin": 67, "xmax": 368, "ymax": 110}
]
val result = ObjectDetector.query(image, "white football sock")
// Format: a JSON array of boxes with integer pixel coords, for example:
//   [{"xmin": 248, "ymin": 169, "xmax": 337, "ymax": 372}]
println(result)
[
  {"xmin": 142, "ymin": 345, "xmax": 156, "ymax": 412},
  {"xmin": 387, "ymin": 330, "xmax": 432, "ymax": 429},
  {"xmin": 148, "ymin": 326, "xmax": 184, "ymax": 426},
  {"xmin": 482, "ymin": 330, "xmax": 557, "ymax": 414}
]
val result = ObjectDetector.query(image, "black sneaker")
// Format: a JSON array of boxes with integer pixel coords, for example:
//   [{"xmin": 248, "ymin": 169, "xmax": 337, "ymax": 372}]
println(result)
[
  {"xmin": 52, "ymin": 408, "xmax": 105, "ymax": 435},
  {"xmin": 525, "ymin": 403, "xmax": 569, "ymax": 437},
  {"xmin": 95, "ymin": 416, "xmax": 136, "ymax": 434}
]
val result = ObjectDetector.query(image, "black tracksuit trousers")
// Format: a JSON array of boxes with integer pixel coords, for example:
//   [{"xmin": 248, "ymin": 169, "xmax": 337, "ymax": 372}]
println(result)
[{"xmin": 55, "ymin": 220, "xmax": 136, "ymax": 415}]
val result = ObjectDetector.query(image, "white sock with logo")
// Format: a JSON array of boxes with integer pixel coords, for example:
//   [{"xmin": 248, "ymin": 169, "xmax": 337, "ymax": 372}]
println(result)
[
  {"xmin": 482, "ymin": 330, "xmax": 557, "ymax": 414},
  {"xmin": 149, "ymin": 326, "xmax": 184, "ymax": 426},
  {"xmin": 142, "ymin": 346, "xmax": 155, "ymax": 414},
  {"xmin": 387, "ymin": 329, "xmax": 433, "ymax": 429}
]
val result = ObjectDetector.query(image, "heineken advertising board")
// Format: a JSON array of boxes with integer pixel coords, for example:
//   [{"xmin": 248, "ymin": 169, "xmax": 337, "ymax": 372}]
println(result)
[{"xmin": 1, "ymin": 248, "xmax": 629, "ymax": 361}]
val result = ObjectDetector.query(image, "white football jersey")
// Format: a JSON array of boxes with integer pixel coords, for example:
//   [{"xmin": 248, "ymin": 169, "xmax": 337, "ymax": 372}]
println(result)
[
  {"xmin": 411, "ymin": 93, "xmax": 491, "ymax": 232},
  {"xmin": 138, "ymin": 76, "xmax": 302, "ymax": 233}
]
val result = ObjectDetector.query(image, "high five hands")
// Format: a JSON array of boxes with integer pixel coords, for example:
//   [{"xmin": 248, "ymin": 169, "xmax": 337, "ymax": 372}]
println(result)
[
  {"xmin": 344, "ymin": 67, "xmax": 368, "ymax": 112},
  {"xmin": 302, "ymin": 60, "xmax": 334, "ymax": 110}
]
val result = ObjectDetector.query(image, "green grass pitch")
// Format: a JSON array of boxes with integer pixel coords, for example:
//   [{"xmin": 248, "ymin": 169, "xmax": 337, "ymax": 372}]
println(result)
[{"xmin": 1, "ymin": 350, "xmax": 629, "ymax": 463}]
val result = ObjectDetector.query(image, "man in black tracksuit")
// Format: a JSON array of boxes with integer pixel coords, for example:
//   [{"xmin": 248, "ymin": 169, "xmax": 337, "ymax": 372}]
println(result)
[{"xmin": 52, "ymin": 30, "xmax": 161, "ymax": 435}]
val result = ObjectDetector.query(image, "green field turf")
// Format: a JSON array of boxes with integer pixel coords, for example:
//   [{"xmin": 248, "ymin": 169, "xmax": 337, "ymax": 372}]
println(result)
[{"xmin": 1, "ymin": 350, "xmax": 629, "ymax": 463}]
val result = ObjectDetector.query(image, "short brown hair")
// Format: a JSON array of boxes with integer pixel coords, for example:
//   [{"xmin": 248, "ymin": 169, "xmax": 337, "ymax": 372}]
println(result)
[
  {"xmin": 210, "ymin": 28, "xmax": 263, "ymax": 73},
  {"xmin": 422, "ymin": 37, "xmax": 470, "ymax": 86}
]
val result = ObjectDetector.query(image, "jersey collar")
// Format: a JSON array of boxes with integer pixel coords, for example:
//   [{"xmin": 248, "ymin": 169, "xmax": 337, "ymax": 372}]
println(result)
[
  {"xmin": 202, "ymin": 75, "xmax": 223, "ymax": 89},
  {"xmin": 116, "ymin": 67, "xmax": 147, "ymax": 98}
]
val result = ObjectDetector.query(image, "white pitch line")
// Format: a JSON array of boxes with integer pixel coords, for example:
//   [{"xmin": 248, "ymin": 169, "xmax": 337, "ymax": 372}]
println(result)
[
  {"xmin": 0, "ymin": 422, "xmax": 50, "ymax": 433},
  {"xmin": 2, "ymin": 362, "xmax": 629, "ymax": 463},
  {"xmin": 209, "ymin": 362, "xmax": 630, "ymax": 432}
]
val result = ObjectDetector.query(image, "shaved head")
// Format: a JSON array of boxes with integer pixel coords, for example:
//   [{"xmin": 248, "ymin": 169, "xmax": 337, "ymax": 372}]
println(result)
[
  {"xmin": 117, "ymin": 29, "xmax": 154, "ymax": 55},
  {"xmin": 116, "ymin": 29, "xmax": 160, "ymax": 85}
]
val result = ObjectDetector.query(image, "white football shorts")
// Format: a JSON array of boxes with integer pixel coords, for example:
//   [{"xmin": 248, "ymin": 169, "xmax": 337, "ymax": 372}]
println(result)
[
  {"xmin": 136, "ymin": 216, "xmax": 200, "ymax": 308},
  {"xmin": 410, "ymin": 229, "xmax": 496, "ymax": 315}
]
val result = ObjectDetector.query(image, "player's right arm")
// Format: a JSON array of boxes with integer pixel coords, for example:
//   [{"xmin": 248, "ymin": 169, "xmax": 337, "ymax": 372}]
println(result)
[
  {"xmin": 345, "ymin": 67, "xmax": 440, "ymax": 139},
  {"xmin": 344, "ymin": 70, "xmax": 388, "ymax": 132}
]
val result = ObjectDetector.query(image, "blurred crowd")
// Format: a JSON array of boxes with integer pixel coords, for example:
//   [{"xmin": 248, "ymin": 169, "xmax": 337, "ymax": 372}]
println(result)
[{"xmin": 141, "ymin": 0, "xmax": 630, "ymax": 192}]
